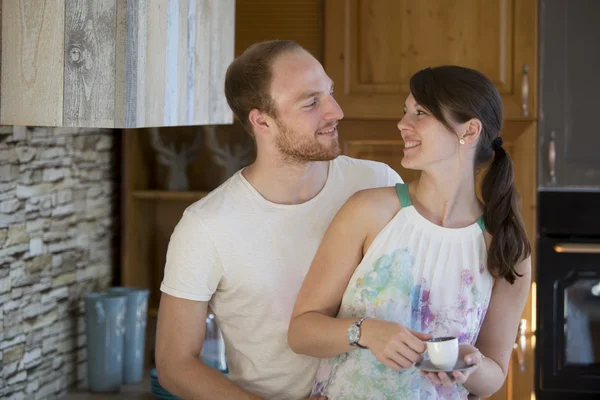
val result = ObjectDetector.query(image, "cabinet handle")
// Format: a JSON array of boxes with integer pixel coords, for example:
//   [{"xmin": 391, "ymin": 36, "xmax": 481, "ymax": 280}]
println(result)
[
  {"xmin": 548, "ymin": 131, "xmax": 556, "ymax": 183},
  {"xmin": 553, "ymin": 243, "xmax": 600, "ymax": 254},
  {"xmin": 513, "ymin": 318, "xmax": 527, "ymax": 372},
  {"xmin": 521, "ymin": 64, "xmax": 529, "ymax": 117}
]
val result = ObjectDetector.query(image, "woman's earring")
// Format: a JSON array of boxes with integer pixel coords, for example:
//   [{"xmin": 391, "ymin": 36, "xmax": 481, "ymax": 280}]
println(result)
[{"xmin": 459, "ymin": 138, "xmax": 466, "ymax": 145}]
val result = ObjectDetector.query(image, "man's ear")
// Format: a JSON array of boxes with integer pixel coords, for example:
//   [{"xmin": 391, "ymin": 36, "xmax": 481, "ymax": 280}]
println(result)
[{"xmin": 249, "ymin": 109, "xmax": 272, "ymax": 137}]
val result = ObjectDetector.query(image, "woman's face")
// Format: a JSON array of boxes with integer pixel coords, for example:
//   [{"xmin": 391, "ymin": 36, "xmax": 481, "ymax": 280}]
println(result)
[{"xmin": 397, "ymin": 94, "xmax": 466, "ymax": 172}]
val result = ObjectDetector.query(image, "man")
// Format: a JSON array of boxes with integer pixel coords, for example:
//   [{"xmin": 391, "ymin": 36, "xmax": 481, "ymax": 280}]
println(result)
[{"xmin": 155, "ymin": 40, "xmax": 402, "ymax": 400}]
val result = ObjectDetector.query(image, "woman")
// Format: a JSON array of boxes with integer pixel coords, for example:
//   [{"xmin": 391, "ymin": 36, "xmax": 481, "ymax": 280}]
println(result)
[{"xmin": 287, "ymin": 66, "xmax": 531, "ymax": 399}]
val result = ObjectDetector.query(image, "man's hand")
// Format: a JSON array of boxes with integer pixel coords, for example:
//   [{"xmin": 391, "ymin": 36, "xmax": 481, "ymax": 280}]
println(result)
[{"xmin": 156, "ymin": 294, "xmax": 261, "ymax": 399}]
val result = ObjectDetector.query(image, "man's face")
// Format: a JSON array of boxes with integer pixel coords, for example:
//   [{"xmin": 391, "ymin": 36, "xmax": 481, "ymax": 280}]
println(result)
[{"xmin": 268, "ymin": 50, "xmax": 344, "ymax": 163}]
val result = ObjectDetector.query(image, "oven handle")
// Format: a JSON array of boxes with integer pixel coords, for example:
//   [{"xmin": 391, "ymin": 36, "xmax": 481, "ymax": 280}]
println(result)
[{"xmin": 553, "ymin": 243, "xmax": 600, "ymax": 254}]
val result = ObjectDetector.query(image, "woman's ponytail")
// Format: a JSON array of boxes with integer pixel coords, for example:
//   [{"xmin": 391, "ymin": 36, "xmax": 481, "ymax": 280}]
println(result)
[{"xmin": 481, "ymin": 141, "xmax": 531, "ymax": 284}]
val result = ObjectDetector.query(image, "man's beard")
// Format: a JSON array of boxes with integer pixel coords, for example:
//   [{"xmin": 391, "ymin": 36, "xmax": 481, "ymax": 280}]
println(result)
[{"xmin": 274, "ymin": 118, "xmax": 341, "ymax": 164}]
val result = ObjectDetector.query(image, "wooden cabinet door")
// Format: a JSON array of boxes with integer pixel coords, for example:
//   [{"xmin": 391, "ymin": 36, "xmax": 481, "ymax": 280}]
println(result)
[{"xmin": 325, "ymin": 0, "xmax": 537, "ymax": 120}]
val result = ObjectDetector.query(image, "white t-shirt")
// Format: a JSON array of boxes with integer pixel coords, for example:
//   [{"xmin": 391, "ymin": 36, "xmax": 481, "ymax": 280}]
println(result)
[{"xmin": 160, "ymin": 156, "xmax": 402, "ymax": 400}]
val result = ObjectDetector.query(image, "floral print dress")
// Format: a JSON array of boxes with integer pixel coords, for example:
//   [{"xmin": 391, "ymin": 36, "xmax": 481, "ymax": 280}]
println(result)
[{"xmin": 312, "ymin": 184, "xmax": 494, "ymax": 399}]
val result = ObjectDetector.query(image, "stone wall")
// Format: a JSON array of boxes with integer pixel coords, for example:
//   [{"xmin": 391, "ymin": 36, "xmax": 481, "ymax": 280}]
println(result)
[{"xmin": 0, "ymin": 126, "xmax": 118, "ymax": 399}]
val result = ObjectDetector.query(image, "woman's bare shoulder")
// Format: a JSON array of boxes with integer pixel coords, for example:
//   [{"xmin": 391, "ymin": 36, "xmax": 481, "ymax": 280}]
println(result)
[
  {"xmin": 341, "ymin": 186, "xmax": 402, "ymax": 228},
  {"xmin": 346, "ymin": 186, "xmax": 401, "ymax": 210}
]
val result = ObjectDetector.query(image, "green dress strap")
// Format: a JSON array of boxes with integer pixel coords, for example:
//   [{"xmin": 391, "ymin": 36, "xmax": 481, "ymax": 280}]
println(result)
[
  {"xmin": 396, "ymin": 183, "xmax": 486, "ymax": 231},
  {"xmin": 476, "ymin": 215, "xmax": 486, "ymax": 232},
  {"xmin": 394, "ymin": 183, "xmax": 412, "ymax": 208}
]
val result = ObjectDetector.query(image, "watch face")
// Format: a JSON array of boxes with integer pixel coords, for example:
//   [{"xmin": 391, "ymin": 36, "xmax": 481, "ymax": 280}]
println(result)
[{"xmin": 347, "ymin": 324, "xmax": 360, "ymax": 344}]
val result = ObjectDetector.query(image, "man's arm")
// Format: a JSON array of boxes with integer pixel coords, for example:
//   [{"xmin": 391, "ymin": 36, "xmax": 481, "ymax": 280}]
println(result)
[
  {"xmin": 155, "ymin": 293, "xmax": 261, "ymax": 400},
  {"xmin": 157, "ymin": 210, "xmax": 327, "ymax": 400}
]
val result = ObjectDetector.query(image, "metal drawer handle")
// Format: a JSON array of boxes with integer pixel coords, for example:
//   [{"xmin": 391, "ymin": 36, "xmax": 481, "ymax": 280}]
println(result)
[
  {"xmin": 548, "ymin": 131, "xmax": 556, "ymax": 183},
  {"xmin": 521, "ymin": 64, "xmax": 529, "ymax": 117},
  {"xmin": 553, "ymin": 243, "xmax": 600, "ymax": 254}
]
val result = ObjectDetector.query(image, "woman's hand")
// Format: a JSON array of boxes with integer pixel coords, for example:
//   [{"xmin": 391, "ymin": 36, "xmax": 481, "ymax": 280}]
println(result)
[
  {"xmin": 421, "ymin": 344, "xmax": 483, "ymax": 386},
  {"xmin": 360, "ymin": 319, "xmax": 432, "ymax": 372}
]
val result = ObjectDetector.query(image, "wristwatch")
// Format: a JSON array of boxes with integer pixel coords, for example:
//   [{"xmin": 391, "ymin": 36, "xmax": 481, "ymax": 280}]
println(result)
[{"xmin": 347, "ymin": 317, "xmax": 369, "ymax": 349}]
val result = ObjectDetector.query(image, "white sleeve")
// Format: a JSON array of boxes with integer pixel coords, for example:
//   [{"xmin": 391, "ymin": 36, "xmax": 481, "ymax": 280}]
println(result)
[
  {"xmin": 387, "ymin": 166, "xmax": 404, "ymax": 185},
  {"xmin": 160, "ymin": 209, "xmax": 223, "ymax": 301}
]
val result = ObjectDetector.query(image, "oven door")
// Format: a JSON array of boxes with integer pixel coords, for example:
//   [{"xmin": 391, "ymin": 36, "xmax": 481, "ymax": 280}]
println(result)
[{"xmin": 537, "ymin": 238, "xmax": 600, "ymax": 398}]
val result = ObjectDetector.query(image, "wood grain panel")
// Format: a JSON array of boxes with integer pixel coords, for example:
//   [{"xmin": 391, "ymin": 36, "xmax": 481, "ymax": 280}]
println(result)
[
  {"xmin": 354, "ymin": 0, "xmax": 510, "ymax": 93},
  {"xmin": 1, "ymin": 0, "xmax": 65, "ymax": 126},
  {"xmin": 514, "ymin": 0, "xmax": 537, "ymax": 119},
  {"xmin": 114, "ymin": 0, "xmax": 126, "ymax": 128},
  {"xmin": 193, "ymin": 0, "xmax": 212, "ymax": 124},
  {"xmin": 356, "ymin": 1, "xmax": 403, "ymax": 88},
  {"xmin": 1, "ymin": 0, "xmax": 234, "ymax": 128},
  {"xmin": 64, "ymin": 0, "xmax": 116, "ymax": 127},
  {"xmin": 122, "ymin": 0, "xmax": 147, "ymax": 128},
  {"xmin": 144, "ymin": 0, "xmax": 167, "ymax": 127},
  {"xmin": 326, "ymin": 0, "xmax": 537, "ymax": 120},
  {"xmin": 209, "ymin": 0, "xmax": 235, "ymax": 125},
  {"xmin": 121, "ymin": 128, "xmax": 152, "ymax": 288},
  {"xmin": 162, "ymin": 0, "xmax": 181, "ymax": 126},
  {"xmin": 235, "ymin": 0, "xmax": 324, "ymax": 60},
  {"xmin": 510, "ymin": 123, "xmax": 537, "ymax": 275},
  {"xmin": 127, "ymin": 0, "xmax": 234, "ymax": 127},
  {"xmin": 0, "ymin": 1, "xmax": 3, "ymax": 117},
  {"xmin": 176, "ymin": 0, "xmax": 188, "ymax": 125}
]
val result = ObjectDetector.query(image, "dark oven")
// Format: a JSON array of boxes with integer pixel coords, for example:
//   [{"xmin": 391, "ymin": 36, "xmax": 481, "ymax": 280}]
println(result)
[{"xmin": 536, "ymin": 190, "xmax": 600, "ymax": 399}]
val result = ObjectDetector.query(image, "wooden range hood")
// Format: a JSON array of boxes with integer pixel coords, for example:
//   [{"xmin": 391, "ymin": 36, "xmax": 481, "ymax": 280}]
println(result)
[{"xmin": 0, "ymin": 0, "xmax": 235, "ymax": 129}]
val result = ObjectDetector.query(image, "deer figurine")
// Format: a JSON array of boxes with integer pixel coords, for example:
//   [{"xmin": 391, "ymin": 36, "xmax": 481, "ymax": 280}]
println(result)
[
  {"xmin": 204, "ymin": 125, "xmax": 254, "ymax": 181},
  {"xmin": 150, "ymin": 127, "xmax": 203, "ymax": 191}
]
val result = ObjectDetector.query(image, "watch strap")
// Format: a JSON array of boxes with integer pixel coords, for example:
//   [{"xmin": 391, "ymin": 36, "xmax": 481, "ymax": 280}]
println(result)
[{"xmin": 350, "ymin": 317, "xmax": 369, "ymax": 349}]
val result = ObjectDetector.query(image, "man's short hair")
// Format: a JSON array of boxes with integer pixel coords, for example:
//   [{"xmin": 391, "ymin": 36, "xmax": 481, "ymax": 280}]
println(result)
[{"xmin": 224, "ymin": 40, "xmax": 304, "ymax": 136}]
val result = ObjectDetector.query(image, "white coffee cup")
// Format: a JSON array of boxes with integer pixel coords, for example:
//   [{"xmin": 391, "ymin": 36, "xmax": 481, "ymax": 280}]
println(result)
[{"xmin": 426, "ymin": 337, "xmax": 459, "ymax": 370}]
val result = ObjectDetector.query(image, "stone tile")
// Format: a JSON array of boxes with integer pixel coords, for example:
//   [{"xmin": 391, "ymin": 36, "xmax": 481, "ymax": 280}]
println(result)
[{"xmin": 0, "ymin": 128, "xmax": 116, "ymax": 397}]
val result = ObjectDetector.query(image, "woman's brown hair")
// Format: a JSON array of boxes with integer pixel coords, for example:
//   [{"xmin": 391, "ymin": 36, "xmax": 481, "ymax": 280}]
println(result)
[{"xmin": 409, "ymin": 66, "xmax": 530, "ymax": 284}]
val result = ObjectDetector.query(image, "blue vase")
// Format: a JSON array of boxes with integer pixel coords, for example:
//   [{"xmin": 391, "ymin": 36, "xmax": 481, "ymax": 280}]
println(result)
[
  {"xmin": 201, "ymin": 314, "xmax": 228, "ymax": 373},
  {"xmin": 108, "ymin": 286, "xmax": 150, "ymax": 384},
  {"xmin": 84, "ymin": 293, "xmax": 127, "ymax": 393}
]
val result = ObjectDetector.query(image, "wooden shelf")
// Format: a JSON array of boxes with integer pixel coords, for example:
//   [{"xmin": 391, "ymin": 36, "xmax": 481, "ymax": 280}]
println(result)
[{"xmin": 132, "ymin": 190, "xmax": 210, "ymax": 201}]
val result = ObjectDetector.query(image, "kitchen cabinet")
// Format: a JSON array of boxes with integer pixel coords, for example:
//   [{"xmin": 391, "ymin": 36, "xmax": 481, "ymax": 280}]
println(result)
[
  {"xmin": 538, "ymin": 0, "xmax": 600, "ymax": 189},
  {"xmin": 325, "ymin": 0, "xmax": 537, "ymax": 121},
  {"xmin": 0, "ymin": 0, "xmax": 234, "ymax": 128}
]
